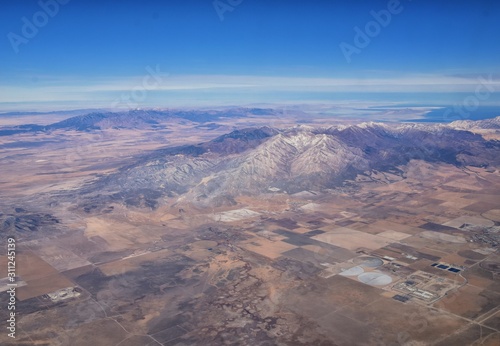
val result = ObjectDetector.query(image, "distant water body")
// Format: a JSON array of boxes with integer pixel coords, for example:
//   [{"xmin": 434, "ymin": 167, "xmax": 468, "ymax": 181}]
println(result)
[
  {"xmin": 407, "ymin": 106, "xmax": 500, "ymax": 123},
  {"xmin": 1, "ymin": 91, "xmax": 499, "ymax": 123}
]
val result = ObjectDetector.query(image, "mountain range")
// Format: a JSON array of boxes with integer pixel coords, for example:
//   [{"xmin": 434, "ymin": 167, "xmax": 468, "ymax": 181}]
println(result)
[
  {"xmin": 75, "ymin": 117, "xmax": 500, "ymax": 210},
  {"xmin": 0, "ymin": 108, "xmax": 278, "ymax": 135}
]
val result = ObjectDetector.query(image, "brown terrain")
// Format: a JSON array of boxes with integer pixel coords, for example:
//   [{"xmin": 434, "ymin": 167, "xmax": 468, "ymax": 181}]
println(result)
[{"xmin": 0, "ymin": 110, "xmax": 499, "ymax": 345}]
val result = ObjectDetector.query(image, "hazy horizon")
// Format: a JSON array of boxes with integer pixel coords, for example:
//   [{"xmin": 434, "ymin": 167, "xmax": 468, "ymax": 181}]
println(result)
[{"xmin": 1, "ymin": 0, "xmax": 499, "ymax": 114}]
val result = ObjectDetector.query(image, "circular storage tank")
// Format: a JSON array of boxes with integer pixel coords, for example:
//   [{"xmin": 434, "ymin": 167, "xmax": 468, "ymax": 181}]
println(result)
[
  {"xmin": 339, "ymin": 266, "xmax": 364, "ymax": 277},
  {"xmin": 360, "ymin": 257, "xmax": 384, "ymax": 268},
  {"xmin": 357, "ymin": 272, "xmax": 392, "ymax": 286}
]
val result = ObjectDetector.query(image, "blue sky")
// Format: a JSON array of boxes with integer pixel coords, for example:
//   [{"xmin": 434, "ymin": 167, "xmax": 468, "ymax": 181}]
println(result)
[{"xmin": 1, "ymin": 0, "xmax": 499, "ymax": 110}]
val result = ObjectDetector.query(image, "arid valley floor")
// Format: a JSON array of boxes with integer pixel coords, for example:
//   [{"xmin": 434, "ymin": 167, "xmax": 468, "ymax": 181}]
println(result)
[{"xmin": 0, "ymin": 109, "xmax": 499, "ymax": 346}]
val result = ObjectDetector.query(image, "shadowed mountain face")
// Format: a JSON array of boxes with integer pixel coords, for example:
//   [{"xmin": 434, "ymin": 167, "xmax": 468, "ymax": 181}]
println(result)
[{"xmin": 77, "ymin": 119, "xmax": 500, "ymax": 209}]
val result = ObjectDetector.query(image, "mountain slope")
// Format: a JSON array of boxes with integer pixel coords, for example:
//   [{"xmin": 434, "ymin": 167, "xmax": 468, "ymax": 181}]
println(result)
[
  {"xmin": 0, "ymin": 108, "xmax": 278, "ymax": 135},
  {"xmin": 77, "ymin": 120, "xmax": 500, "ymax": 209},
  {"xmin": 449, "ymin": 116, "xmax": 500, "ymax": 130}
]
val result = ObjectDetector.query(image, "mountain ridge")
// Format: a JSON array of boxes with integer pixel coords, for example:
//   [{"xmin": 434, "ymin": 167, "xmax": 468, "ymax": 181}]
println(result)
[
  {"xmin": 0, "ymin": 108, "xmax": 279, "ymax": 136},
  {"xmin": 72, "ymin": 119, "xmax": 500, "ymax": 210}
]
